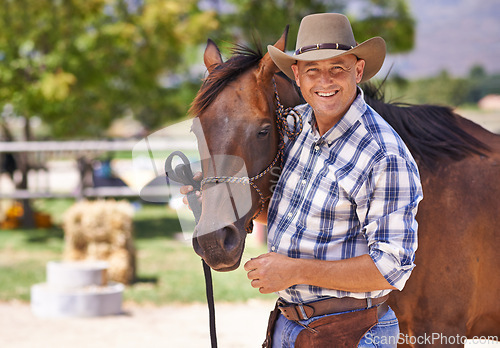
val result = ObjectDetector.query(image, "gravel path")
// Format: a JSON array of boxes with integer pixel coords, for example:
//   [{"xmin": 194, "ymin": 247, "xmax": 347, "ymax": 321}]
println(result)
[{"xmin": 0, "ymin": 300, "xmax": 275, "ymax": 348}]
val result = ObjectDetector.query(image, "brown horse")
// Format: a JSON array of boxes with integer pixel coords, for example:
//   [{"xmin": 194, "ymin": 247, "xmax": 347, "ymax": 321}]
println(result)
[
  {"xmin": 190, "ymin": 31, "xmax": 303, "ymax": 272},
  {"xmin": 189, "ymin": 30, "xmax": 500, "ymax": 346}
]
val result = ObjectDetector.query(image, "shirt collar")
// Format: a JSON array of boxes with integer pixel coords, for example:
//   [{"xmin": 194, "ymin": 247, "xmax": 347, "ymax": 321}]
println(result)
[{"xmin": 306, "ymin": 87, "xmax": 367, "ymax": 146}]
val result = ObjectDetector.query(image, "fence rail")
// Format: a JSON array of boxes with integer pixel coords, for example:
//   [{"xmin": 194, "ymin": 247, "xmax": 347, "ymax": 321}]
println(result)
[
  {"xmin": 0, "ymin": 140, "xmax": 194, "ymax": 200},
  {"xmin": 0, "ymin": 139, "xmax": 196, "ymax": 153}
]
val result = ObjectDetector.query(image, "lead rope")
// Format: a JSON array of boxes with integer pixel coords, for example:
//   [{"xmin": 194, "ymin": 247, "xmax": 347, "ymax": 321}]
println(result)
[
  {"xmin": 273, "ymin": 79, "xmax": 303, "ymax": 144},
  {"xmin": 164, "ymin": 152, "xmax": 217, "ymax": 347},
  {"xmin": 202, "ymin": 259, "xmax": 217, "ymax": 347}
]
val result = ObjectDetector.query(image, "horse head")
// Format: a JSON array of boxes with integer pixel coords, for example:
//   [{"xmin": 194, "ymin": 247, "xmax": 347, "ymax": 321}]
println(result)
[{"xmin": 190, "ymin": 29, "xmax": 301, "ymax": 271}]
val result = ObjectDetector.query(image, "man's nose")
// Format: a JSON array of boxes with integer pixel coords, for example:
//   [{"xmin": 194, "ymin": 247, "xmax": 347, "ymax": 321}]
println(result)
[{"xmin": 319, "ymin": 71, "xmax": 335, "ymax": 85}]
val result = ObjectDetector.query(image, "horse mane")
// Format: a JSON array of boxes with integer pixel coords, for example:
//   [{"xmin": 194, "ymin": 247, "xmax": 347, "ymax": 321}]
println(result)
[
  {"xmin": 190, "ymin": 44, "xmax": 264, "ymax": 116},
  {"xmin": 362, "ymin": 83, "xmax": 490, "ymax": 170}
]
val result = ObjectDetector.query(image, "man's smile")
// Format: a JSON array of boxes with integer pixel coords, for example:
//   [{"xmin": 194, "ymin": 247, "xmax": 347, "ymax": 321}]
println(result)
[{"xmin": 316, "ymin": 90, "xmax": 337, "ymax": 97}]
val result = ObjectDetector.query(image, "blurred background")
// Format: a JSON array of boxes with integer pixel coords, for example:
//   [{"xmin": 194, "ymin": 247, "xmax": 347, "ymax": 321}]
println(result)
[
  {"xmin": 0, "ymin": 0, "xmax": 499, "ymax": 328},
  {"xmin": 1, "ymin": 0, "xmax": 498, "ymax": 142}
]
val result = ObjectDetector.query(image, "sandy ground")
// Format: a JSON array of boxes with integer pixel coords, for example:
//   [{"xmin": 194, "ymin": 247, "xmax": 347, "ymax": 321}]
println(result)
[{"xmin": 0, "ymin": 300, "xmax": 275, "ymax": 348}]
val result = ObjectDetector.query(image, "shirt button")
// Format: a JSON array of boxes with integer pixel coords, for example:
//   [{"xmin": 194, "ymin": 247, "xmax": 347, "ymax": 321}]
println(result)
[
  {"xmin": 287, "ymin": 212, "xmax": 293, "ymax": 218},
  {"xmin": 301, "ymin": 179, "xmax": 307, "ymax": 185},
  {"xmin": 271, "ymin": 246, "xmax": 276, "ymax": 252},
  {"xmin": 327, "ymin": 140, "xmax": 332, "ymax": 145},
  {"xmin": 314, "ymin": 145, "xmax": 320, "ymax": 151}
]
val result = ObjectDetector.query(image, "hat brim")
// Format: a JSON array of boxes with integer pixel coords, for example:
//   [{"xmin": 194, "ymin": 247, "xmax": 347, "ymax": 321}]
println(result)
[{"xmin": 268, "ymin": 37, "xmax": 386, "ymax": 84}]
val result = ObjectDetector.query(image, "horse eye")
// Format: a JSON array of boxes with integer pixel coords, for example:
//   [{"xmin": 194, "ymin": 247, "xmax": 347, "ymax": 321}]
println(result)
[
  {"xmin": 257, "ymin": 126, "xmax": 270, "ymax": 138},
  {"xmin": 258, "ymin": 129, "xmax": 269, "ymax": 137}
]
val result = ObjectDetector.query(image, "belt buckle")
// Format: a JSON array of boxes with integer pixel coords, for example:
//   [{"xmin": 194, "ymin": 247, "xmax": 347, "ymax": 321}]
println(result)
[
  {"xmin": 297, "ymin": 303, "xmax": 309, "ymax": 320},
  {"xmin": 284, "ymin": 301, "xmax": 317, "ymax": 333},
  {"xmin": 277, "ymin": 299, "xmax": 308, "ymax": 321}
]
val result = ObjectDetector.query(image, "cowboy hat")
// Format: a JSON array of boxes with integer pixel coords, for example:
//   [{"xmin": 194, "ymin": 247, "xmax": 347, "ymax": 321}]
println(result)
[{"xmin": 268, "ymin": 13, "xmax": 386, "ymax": 83}]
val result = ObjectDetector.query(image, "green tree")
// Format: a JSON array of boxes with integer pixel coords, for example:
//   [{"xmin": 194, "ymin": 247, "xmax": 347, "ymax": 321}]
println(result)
[
  {"xmin": 386, "ymin": 70, "xmax": 470, "ymax": 107},
  {"xmin": 0, "ymin": 0, "xmax": 218, "ymax": 139},
  {"xmin": 0, "ymin": 0, "xmax": 415, "ymax": 140},
  {"xmin": 466, "ymin": 65, "xmax": 500, "ymax": 104},
  {"xmin": 350, "ymin": 0, "xmax": 415, "ymax": 53},
  {"xmin": 0, "ymin": 0, "xmax": 218, "ymax": 227}
]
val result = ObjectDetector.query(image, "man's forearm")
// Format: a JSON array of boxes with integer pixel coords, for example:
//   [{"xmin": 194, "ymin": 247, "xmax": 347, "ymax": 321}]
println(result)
[
  {"xmin": 294, "ymin": 254, "xmax": 397, "ymax": 293},
  {"xmin": 245, "ymin": 252, "xmax": 397, "ymax": 294}
]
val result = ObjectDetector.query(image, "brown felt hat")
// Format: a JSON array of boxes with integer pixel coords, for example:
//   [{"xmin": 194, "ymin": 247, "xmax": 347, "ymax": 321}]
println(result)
[{"xmin": 268, "ymin": 13, "xmax": 386, "ymax": 83}]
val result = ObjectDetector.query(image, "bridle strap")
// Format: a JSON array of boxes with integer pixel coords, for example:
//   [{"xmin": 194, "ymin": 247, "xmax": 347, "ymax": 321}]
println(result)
[
  {"xmin": 200, "ymin": 143, "xmax": 281, "ymax": 232},
  {"xmin": 200, "ymin": 78, "xmax": 302, "ymax": 233}
]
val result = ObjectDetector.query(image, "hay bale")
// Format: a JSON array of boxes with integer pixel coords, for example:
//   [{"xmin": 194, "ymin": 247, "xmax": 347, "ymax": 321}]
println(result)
[
  {"xmin": 63, "ymin": 205, "xmax": 87, "ymax": 254},
  {"xmin": 107, "ymin": 249, "xmax": 135, "ymax": 285},
  {"xmin": 87, "ymin": 242, "xmax": 112, "ymax": 260},
  {"xmin": 63, "ymin": 199, "xmax": 136, "ymax": 284}
]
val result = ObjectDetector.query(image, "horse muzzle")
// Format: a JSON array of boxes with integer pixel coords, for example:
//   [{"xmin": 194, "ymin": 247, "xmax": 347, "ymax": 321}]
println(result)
[{"xmin": 192, "ymin": 223, "xmax": 247, "ymax": 271}]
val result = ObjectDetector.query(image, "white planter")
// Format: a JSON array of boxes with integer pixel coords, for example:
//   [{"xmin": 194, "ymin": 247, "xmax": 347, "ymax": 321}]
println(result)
[
  {"xmin": 31, "ymin": 261, "xmax": 124, "ymax": 318},
  {"xmin": 31, "ymin": 282, "xmax": 124, "ymax": 318},
  {"xmin": 46, "ymin": 261, "xmax": 108, "ymax": 289}
]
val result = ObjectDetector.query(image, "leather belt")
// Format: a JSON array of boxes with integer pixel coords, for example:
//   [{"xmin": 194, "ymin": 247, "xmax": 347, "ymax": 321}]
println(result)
[{"xmin": 277, "ymin": 295, "xmax": 389, "ymax": 321}]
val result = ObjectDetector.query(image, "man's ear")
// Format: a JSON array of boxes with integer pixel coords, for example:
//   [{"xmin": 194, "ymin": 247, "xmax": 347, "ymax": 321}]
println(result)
[
  {"xmin": 204, "ymin": 39, "xmax": 223, "ymax": 73},
  {"xmin": 355, "ymin": 59, "xmax": 366, "ymax": 84},
  {"xmin": 291, "ymin": 64, "xmax": 301, "ymax": 87}
]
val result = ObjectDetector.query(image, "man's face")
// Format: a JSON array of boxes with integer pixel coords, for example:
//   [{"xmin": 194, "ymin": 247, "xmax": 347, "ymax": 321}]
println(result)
[{"xmin": 291, "ymin": 54, "xmax": 365, "ymax": 134}]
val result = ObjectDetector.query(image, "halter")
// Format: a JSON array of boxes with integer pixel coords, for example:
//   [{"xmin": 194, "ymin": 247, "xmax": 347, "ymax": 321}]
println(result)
[{"xmin": 200, "ymin": 78, "xmax": 303, "ymax": 233}]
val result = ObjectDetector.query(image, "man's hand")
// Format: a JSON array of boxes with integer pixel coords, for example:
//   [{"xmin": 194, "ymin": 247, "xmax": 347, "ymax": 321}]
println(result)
[
  {"xmin": 179, "ymin": 171, "xmax": 202, "ymax": 209},
  {"xmin": 244, "ymin": 252, "xmax": 298, "ymax": 294}
]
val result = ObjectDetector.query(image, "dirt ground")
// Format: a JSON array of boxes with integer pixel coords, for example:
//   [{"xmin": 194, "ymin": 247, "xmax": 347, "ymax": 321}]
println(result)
[{"xmin": 0, "ymin": 299, "xmax": 275, "ymax": 348}]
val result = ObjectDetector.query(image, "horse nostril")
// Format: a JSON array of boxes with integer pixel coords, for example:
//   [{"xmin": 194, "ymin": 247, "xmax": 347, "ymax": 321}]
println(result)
[{"xmin": 216, "ymin": 225, "xmax": 240, "ymax": 252}]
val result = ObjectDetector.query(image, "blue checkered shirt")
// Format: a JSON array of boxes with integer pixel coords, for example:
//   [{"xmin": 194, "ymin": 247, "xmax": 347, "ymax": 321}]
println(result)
[{"xmin": 267, "ymin": 89, "xmax": 423, "ymax": 303}]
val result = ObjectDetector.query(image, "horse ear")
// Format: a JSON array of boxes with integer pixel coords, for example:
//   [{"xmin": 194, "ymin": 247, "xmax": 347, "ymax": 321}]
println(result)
[
  {"xmin": 273, "ymin": 25, "xmax": 289, "ymax": 52},
  {"xmin": 259, "ymin": 26, "xmax": 289, "ymax": 80},
  {"xmin": 204, "ymin": 39, "xmax": 223, "ymax": 73}
]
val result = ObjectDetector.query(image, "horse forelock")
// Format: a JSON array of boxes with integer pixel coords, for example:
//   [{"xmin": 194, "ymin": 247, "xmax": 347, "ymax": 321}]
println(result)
[
  {"xmin": 190, "ymin": 44, "xmax": 264, "ymax": 117},
  {"xmin": 361, "ymin": 83, "xmax": 491, "ymax": 170}
]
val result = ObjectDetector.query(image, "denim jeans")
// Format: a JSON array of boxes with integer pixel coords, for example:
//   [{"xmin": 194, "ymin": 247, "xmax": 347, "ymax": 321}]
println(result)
[{"xmin": 272, "ymin": 306, "xmax": 399, "ymax": 348}]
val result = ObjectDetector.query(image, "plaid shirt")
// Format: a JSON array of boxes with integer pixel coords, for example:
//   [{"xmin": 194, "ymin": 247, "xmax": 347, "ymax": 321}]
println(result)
[{"xmin": 267, "ymin": 89, "xmax": 423, "ymax": 303}]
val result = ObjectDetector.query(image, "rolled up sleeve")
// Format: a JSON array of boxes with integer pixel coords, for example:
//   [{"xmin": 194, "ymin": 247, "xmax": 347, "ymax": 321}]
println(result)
[{"xmin": 361, "ymin": 154, "xmax": 422, "ymax": 290}]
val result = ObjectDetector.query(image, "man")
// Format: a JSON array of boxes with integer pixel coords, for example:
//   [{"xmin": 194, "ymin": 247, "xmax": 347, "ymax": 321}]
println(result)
[{"xmin": 242, "ymin": 13, "xmax": 422, "ymax": 347}]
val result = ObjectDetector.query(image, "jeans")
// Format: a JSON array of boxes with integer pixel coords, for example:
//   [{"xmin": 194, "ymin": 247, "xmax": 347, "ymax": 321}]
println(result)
[{"xmin": 272, "ymin": 306, "xmax": 399, "ymax": 348}]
